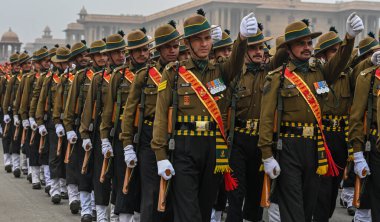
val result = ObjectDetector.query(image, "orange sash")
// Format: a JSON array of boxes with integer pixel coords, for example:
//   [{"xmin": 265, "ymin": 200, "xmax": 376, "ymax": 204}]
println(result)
[
  {"xmin": 16, "ymin": 74, "xmax": 22, "ymax": 82},
  {"xmin": 35, "ymin": 72, "xmax": 40, "ymax": 79},
  {"xmin": 284, "ymin": 68, "xmax": 338, "ymax": 176},
  {"xmin": 53, "ymin": 73, "xmax": 60, "ymax": 84},
  {"xmin": 178, "ymin": 66, "xmax": 226, "ymax": 140},
  {"xmin": 149, "ymin": 67, "xmax": 162, "ymax": 86},
  {"xmin": 103, "ymin": 71, "xmax": 111, "ymax": 83},
  {"xmin": 86, "ymin": 69, "xmax": 94, "ymax": 81},
  {"xmin": 67, "ymin": 73, "xmax": 75, "ymax": 83},
  {"xmin": 122, "ymin": 68, "xmax": 134, "ymax": 83},
  {"xmin": 375, "ymin": 68, "xmax": 380, "ymax": 80}
]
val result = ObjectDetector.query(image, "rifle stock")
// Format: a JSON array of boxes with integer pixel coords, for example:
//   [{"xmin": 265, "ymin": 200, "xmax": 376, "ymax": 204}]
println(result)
[
  {"xmin": 38, "ymin": 135, "xmax": 45, "ymax": 154},
  {"xmin": 29, "ymin": 130, "xmax": 36, "ymax": 145},
  {"xmin": 21, "ymin": 128, "xmax": 27, "ymax": 146},
  {"xmin": 260, "ymin": 173, "xmax": 271, "ymax": 208},
  {"xmin": 100, "ymin": 150, "xmax": 112, "ymax": 183},
  {"xmin": 157, "ymin": 169, "xmax": 171, "ymax": 212},
  {"xmin": 3, "ymin": 123, "xmax": 10, "ymax": 137},
  {"xmin": 13, "ymin": 125, "xmax": 20, "ymax": 141},
  {"xmin": 353, "ymin": 169, "xmax": 367, "ymax": 208},
  {"xmin": 64, "ymin": 143, "xmax": 72, "ymax": 163},
  {"xmin": 56, "ymin": 137, "xmax": 63, "ymax": 156},
  {"xmin": 81, "ymin": 149, "xmax": 91, "ymax": 174},
  {"xmin": 122, "ymin": 161, "xmax": 134, "ymax": 194}
]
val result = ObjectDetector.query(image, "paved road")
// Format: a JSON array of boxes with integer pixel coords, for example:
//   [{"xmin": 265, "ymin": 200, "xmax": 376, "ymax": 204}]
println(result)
[{"xmin": 0, "ymin": 140, "xmax": 354, "ymax": 222}]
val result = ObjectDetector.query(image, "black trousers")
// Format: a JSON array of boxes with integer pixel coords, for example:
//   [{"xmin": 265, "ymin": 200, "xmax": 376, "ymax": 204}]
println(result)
[
  {"xmin": 114, "ymin": 125, "xmax": 141, "ymax": 214},
  {"xmin": 368, "ymin": 136, "xmax": 380, "ymax": 221},
  {"xmin": 47, "ymin": 119, "xmax": 66, "ymax": 179},
  {"xmin": 27, "ymin": 130, "xmax": 39, "ymax": 166},
  {"xmin": 92, "ymin": 128, "xmax": 112, "ymax": 206},
  {"xmin": 66, "ymin": 134, "xmax": 80, "ymax": 186},
  {"xmin": 313, "ymin": 130, "xmax": 347, "ymax": 221},
  {"xmin": 10, "ymin": 124, "xmax": 22, "ymax": 154},
  {"xmin": 1, "ymin": 121, "xmax": 12, "ymax": 155},
  {"xmin": 213, "ymin": 180, "xmax": 227, "ymax": 211},
  {"xmin": 226, "ymin": 133, "xmax": 264, "ymax": 222},
  {"xmin": 139, "ymin": 123, "xmax": 173, "ymax": 222},
  {"xmin": 277, "ymin": 137, "xmax": 321, "ymax": 222},
  {"xmin": 171, "ymin": 135, "xmax": 222, "ymax": 222}
]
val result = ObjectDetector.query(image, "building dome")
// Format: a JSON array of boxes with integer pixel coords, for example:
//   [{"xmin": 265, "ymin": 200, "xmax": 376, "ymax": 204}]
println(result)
[{"xmin": 1, "ymin": 28, "xmax": 20, "ymax": 43}]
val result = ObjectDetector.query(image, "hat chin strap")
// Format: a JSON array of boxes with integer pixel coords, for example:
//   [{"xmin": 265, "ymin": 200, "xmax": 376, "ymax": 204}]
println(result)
[
  {"xmin": 288, "ymin": 46, "xmax": 309, "ymax": 63},
  {"xmin": 188, "ymin": 39, "xmax": 207, "ymax": 60}
]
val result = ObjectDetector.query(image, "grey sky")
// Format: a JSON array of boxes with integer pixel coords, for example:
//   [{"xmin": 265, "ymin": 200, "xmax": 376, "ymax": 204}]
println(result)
[{"xmin": 0, "ymin": 0, "xmax": 378, "ymax": 45}]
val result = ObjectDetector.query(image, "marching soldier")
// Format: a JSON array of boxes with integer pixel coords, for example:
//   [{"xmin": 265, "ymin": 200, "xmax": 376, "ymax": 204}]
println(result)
[
  {"xmin": 2, "ymin": 52, "xmax": 23, "ymax": 178},
  {"xmin": 79, "ymin": 39, "xmax": 110, "ymax": 222},
  {"xmin": 1, "ymin": 56, "xmax": 18, "ymax": 173},
  {"xmin": 225, "ymin": 23, "xmax": 289, "ymax": 222},
  {"xmin": 36, "ymin": 46, "xmax": 71, "ymax": 205},
  {"xmin": 258, "ymin": 13, "xmax": 361, "ymax": 222},
  {"xmin": 100, "ymin": 28, "xmax": 152, "ymax": 221},
  {"xmin": 120, "ymin": 20, "xmax": 181, "ymax": 222},
  {"xmin": 151, "ymin": 9, "xmax": 255, "ymax": 221},
  {"xmin": 19, "ymin": 47, "xmax": 49, "ymax": 189},
  {"xmin": 178, "ymin": 39, "xmax": 190, "ymax": 62},
  {"xmin": 349, "ymin": 40, "xmax": 380, "ymax": 221}
]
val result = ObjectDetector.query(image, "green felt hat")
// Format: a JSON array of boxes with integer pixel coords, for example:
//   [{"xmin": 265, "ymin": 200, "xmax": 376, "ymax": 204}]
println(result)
[
  {"xmin": 48, "ymin": 45, "xmax": 59, "ymax": 57},
  {"xmin": 101, "ymin": 32, "xmax": 127, "ymax": 53},
  {"xmin": 51, "ymin": 46, "xmax": 71, "ymax": 63},
  {"xmin": 179, "ymin": 39, "xmax": 188, "ymax": 53},
  {"xmin": 314, "ymin": 27, "xmax": 342, "ymax": 56},
  {"xmin": 33, "ymin": 47, "xmax": 49, "ymax": 61},
  {"xmin": 126, "ymin": 28, "xmax": 154, "ymax": 50},
  {"xmin": 70, "ymin": 40, "xmax": 88, "ymax": 59},
  {"xmin": 9, "ymin": 52, "xmax": 20, "ymax": 64},
  {"xmin": 213, "ymin": 29, "xmax": 233, "ymax": 50},
  {"xmin": 280, "ymin": 19, "xmax": 321, "ymax": 48},
  {"xmin": 248, "ymin": 24, "xmax": 273, "ymax": 46},
  {"xmin": 151, "ymin": 21, "xmax": 182, "ymax": 50},
  {"xmin": 18, "ymin": 51, "xmax": 32, "ymax": 65},
  {"xmin": 88, "ymin": 39, "xmax": 106, "ymax": 55},
  {"xmin": 358, "ymin": 32, "xmax": 379, "ymax": 58},
  {"xmin": 183, "ymin": 9, "xmax": 218, "ymax": 39}
]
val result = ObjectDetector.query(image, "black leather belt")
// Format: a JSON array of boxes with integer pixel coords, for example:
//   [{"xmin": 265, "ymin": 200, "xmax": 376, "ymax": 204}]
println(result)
[
  {"xmin": 322, "ymin": 118, "xmax": 346, "ymax": 128},
  {"xmin": 175, "ymin": 121, "xmax": 216, "ymax": 131},
  {"xmin": 280, "ymin": 125, "xmax": 316, "ymax": 137},
  {"xmin": 235, "ymin": 119, "xmax": 259, "ymax": 130}
]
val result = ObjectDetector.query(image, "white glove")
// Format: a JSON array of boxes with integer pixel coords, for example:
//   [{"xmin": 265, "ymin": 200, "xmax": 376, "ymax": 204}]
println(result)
[
  {"xmin": 346, "ymin": 12, "xmax": 364, "ymax": 38},
  {"xmin": 354, "ymin": 151, "xmax": 370, "ymax": 178},
  {"xmin": 13, "ymin": 115, "xmax": 20, "ymax": 126},
  {"xmin": 240, "ymin": 12, "xmax": 258, "ymax": 38},
  {"xmin": 55, "ymin": 124, "xmax": 65, "ymax": 137},
  {"xmin": 211, "ymin": 25, "xmax": 222, "ymax": 42},
  {"xmin": 371, "ymin": 51, "xmax": 380, "ymax": 66},
  {"xmin": 66, "ymin": 130, "xmax": 78, "ymax": 144},
  {"xmin": 124, "ymin": 145, "xmax": 137, "ymax": 168},
  {"xmin": 29, "ymin": 117, "xmax": 38, "ymax": 131},
  {"xmin": 22, "ymin": 119, "xmax": 30, "ymax": 129},
  {"xmin": 157, "ymin": 159, "xmax": 175, "ymax": 180},
  {"xmin": 263, "ymin": 157, "xmax": 281, "ymax": 179},
  {"xmin": 101, "ymin": 138, "xmax": 113, "ymax": 157},
  {"xmin": 3, "ymin": 114, "xmax": 11, "ymax": 124},
  {"xmin": 38, "ymin": 125, "xmax": 47, "ymax": 136},
  {"xmin": 82, "ymin": 139, "xmax": 92, "ymax": 151}
]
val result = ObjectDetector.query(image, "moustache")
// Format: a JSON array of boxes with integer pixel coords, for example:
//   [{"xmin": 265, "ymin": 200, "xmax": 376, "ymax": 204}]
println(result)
[{"xmin": 301, "ymin": 50, "xmax": 311, "ymax": 54}]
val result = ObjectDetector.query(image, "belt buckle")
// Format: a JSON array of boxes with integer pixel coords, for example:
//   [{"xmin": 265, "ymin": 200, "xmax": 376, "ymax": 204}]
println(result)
[
  {"xmin": 246, "ymin": 120, "xmax": 252, "ymax": 129},
  {"xmin": 302, "ymin": 126, "xmax": 314, "ymax": 137},
  {"xmin": 332, "ymin": 119, "xmax": 339, "ymax": 127},
  {"xmin": 195, "ymin": 121, "xmax": 209, "ymax": 131}
]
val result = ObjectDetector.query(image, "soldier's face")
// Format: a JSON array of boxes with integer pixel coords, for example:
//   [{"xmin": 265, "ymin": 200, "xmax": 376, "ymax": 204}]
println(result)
[
  {"xmin": 288, "ymin": 37, "xmax": 313, "ymax": 61},
  {"xmin": 186, "ymin": 31, "xmax": 212, "ymax": 59},
  {"xmin": 33, "ymin": 62, "xmax": 41, "ymax": 71},
  {"xmin": 75, "ymin": 52, "xmax": 89, "ymax": 67},
  {"xmin": 214, "ymin": 46, "xmax": 233, "ymax": 59},
  {"xmin": 93, "ymin": 53, "xmax": 108, "ymax": 67},
  {"xmin": 21, "ymin": 60, "xmax": 32, "ymax": 71},
  {"xmin": 39, "ymin": 57, "xmax": 51, "ymax": 70},
  {"xmin": 246, "ymin": 44, "xmax": 264, "ymax": 64},
  {"xmin": 158, "ymin": 40, "xmax": 180, "ymax": 63},
  {"xmin": 178, "ymin": 50, "xmax": 190, "ymax": 62},
  {"xmin": 12, "ymin": 63, "xmax": 20, "ymax": 72},
  {"xmin": 131, "ymin": 46, "xmax": 150, "ymax": 64},
  {"xmin": 324, "ymin": 44, "xmax": 340, "ymax": 62},
  {"xmin": 109, "ymin": 50, "xmax": 126, "ymax": 66}
]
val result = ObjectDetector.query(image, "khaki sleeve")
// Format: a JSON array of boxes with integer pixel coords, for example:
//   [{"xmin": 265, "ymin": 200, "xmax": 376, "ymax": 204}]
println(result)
[
  {"xmin": 64, "ymin": 73, "xmax": 82, "ymax": 132},
  {"xmin": 19, "ymin": 76, "xmax": 32, "ymax": 120},
  {"xmin": 35, "ymin": 77, "xmax": 49, "ymax": 126},
  {"xmin": 29, "ymin": 76, "xmax": 44, "ymax": 118},
  {"xmin": 322, "ymin": 35, "xmax": 355, "ymax": 84},
  {"xmin": 100, "ymin": 72, "xmax": 120, "ymax": 139},
  {"xmin": 267, "ymin": 47, "xmax": 288, "ymax": 71},
  {"xmin": 221, "ymin": 34, "xmax": 247, "ymax": 83},
  {"xmin": 2, "ymin": 77, "xmax": 14, "ymax": 115},
  {"xmin": 120, "ymin": 69, "xmax": 145, "ymax": 147},
  {"xmin": 348, "ymin": 75, "xmax": 371, "ymax": 153},
  {"xmin": 80, "ymin": 74, "xmax": 99, "ymax": 140},
  {"xmin": 151, "ymin": 69, "xmax": 173, "ymax": 161},
  {"xmin": 13, "ymin": 77, "xmax": 25, "ymax": 115},
  {"xmin": 52, "ymin": 80, "xmax": 64, "ymax": 125},
  {"xmin": 257, "ymin": 74, "xmax": 280, "ymax": 159},
  {"xmin": 350, "ymin": 58, "xmax": 373, "ymax": 91}
]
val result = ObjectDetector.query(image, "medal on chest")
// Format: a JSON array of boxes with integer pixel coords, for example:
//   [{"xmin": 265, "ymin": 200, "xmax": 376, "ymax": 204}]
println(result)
[
  {"xmin": 313, "ymin": 81, "xmax": 330, "ymax": 95},
  {"xmin": 206, "ymin": 78, "xmax": 226, "ymax": 101}
]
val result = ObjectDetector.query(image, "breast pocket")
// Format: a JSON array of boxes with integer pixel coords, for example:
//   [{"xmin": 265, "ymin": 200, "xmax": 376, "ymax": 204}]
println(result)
[
  {"xmin": 281, "ymin": 88, "xmax": 300, "ymax": 112},
  {"xmin": 236, "ymin": 88, "xmax": 252, "ymax": 110},
  {"xmin": 144, "ymin": 87, "xmax": 158, "ymax": 106},
  {"xmin": 178, "ymin": 87, "xmax": 197, "ymax": 109}
]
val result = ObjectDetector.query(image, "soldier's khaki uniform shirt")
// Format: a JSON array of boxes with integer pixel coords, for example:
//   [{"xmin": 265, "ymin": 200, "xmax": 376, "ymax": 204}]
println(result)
[
  {"xmin": 120, "ymin": 60, "xmax": 164, "ymax": 147},
  {"xmin": 151, "ymin": 36, "xmax": 247, "ymax": 161},
  {"xmin": 258, "ymin": 36, "xmax": 355, "ymax": 159},
  {"xmin": 79, "ymin": 67, "xmax": 110, "ymax": 140},
  {"xmin": 29, "ymin": 70, "xmax": 48, "ymax": 119},
  {"xmin": 35, "ymin": 70, "xmax": 61, "ymax": 126},
  {"xmin": 2, "ymin": 71, "xmax": 22, "ymax": 115},
  {"xmin": 14, "ymin": 71, "xmax": 32, "ymax": 117},
  {"xmin": 0, "ymin": 74, "xmax": 8, "ymax": 108},
  {"xmin": 349, "ymin": 65, "xmax": 380, "ymax": 153},
  {"xmin": 19, "ymin": 71, "xmax": 42, "ymax": 120},
  {"xmin": 63, "ymin": 68, "xmax": 92, "ymax": 132},
  {"xmin": 53, "ymin": 71, "xmax": 76, "ymax": 126},
  {"xmin": 99, "ymin": 62, "xmax": 139, "ymax": 140}
]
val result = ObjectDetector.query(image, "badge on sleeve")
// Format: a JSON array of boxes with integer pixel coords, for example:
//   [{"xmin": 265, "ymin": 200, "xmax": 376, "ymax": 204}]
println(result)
[
  {"xmin": 313, "ymin": 81, "xmax": 329, "ymax": 94},
  {"xmin": 158, "ymin": 80, "xmax": 167, "ymax": 92}
]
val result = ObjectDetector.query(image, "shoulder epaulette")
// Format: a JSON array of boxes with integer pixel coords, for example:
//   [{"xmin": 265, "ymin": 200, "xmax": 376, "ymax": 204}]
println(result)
[
  {"xmin": 360, "ymin": 66, "xmax": 378, "ymax": 76},
  {"xmin": 267, "ymin": 66, "xmax": 283, "ymax": 76},
  {"xmin": 136, "ymin": 66, "xmax": 148, "ymax": 74},
  {"xmin": 165, "ymin": 61, "xmax": 180, "ymax": 71}
]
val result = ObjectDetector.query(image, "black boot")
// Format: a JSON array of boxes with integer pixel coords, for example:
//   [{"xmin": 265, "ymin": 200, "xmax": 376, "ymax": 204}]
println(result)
[
  {"xmin": 27, "ymin": 174, "xmax": 32, "ymax": 183},
  {"xmin": 13, "ymin": 168, "xmax": 21, "ymax": 178},
  {"xmin": 51, "ymin": 194, "xmax": 61, "ymax": 204},
  {"xmin": 347, "ymin": 206, "xmax": 356, "ymax": 216},
  {"xmin": 32, "ymin": 183, "xmax": 41, "ymax": 190},
  {"xmin": 70, "ymin": 200, "xmax": 80, "ymax": 214},
  {"xmin": 92, "ymin": 210, "xmax": 96, "ymax": 221},
  {"xmin": 22, "ymin": 168, "xmax": 28, "ymax": 175},
  {"xmin": 81, "ymin": 214, "xmax": 93, "ymax": 222},
  {"xmin": 5, "ymin": 165, "xmax": 12, "ymax": 173},
  {"xmin": 61, "ymin": 192, "xmax": 68, "ymax": 199},
  {"xmin": 45, "ymin": 185, "xmax": 51, "ymax": 195}
]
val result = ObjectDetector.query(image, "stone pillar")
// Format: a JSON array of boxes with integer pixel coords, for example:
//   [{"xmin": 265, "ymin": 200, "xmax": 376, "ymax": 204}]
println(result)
[{"xmin": 227, "ymin": 8, "xmax": 231, "ymax": 29}]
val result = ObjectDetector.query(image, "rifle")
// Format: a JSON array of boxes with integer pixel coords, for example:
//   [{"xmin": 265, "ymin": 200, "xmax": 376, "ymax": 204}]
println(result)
[
  {"xmin": 29, "ymin": 130, "xmax": 36, "ymax": 145},
  {"xmin": 13, "ymin": 125, "xmax": 20, "ymax": 141},
  {"xmin": 21, "ymin": 127, "xmax": 27, "ymax": 147},
  {"xmin": 353, "ymin": 70, "xmax": 375, "ymax": 208},
  {"xmin": 82, "ymin": 68, "xmax": 105, "ymax": 174},
  {"xmin": 123, "ymin": 65, "xmax": 150, "ymax": 194},
  {"xmin": 39, "ymin": 71, "xmax": 54, "ymax": 155},
  {"xmin": 158, "ymin": 61, "xmax": 179, "ymax": 212},
  {"xmin": 56, "ymin": 137, "xmax": 63, "ymax": 156}
]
